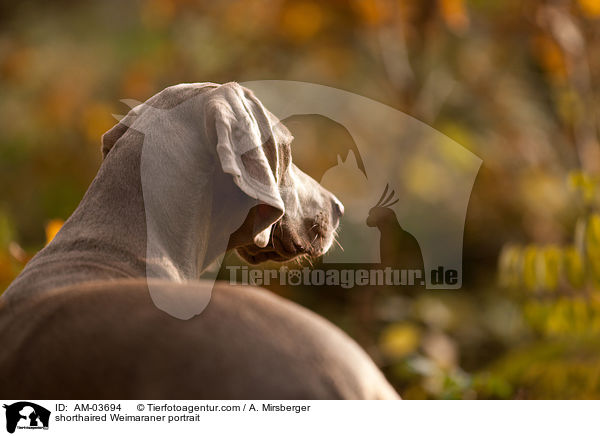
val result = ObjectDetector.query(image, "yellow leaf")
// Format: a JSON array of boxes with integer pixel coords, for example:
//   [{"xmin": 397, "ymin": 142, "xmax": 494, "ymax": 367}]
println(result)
[
  {"xmin": 498, "ymin": 244, "xmax": 522, "ymax": 288},
  {"xmin": 564, "ymin": 246, "xmax": 585, "ymax": 289},
  {"xmin": 545, "ymin": 298, "xmax": 571, "ymax": 336},
  {"xmin": 585, "ymin": 214, "xmax": 600, "ymax": 283},
  {"xmin": 567, "ymin": 170, "xmax": 596, "ymax": 202},
  {"xmin": 578, "ymin": 0, "xmax": 600, "ymax": 18},
  {"xmin": 571, "ymin": 298, "xmax": 589, "ymax": 335},
  {"xmin": 540, "ymin": 245, "xmax": 562, "ymax": 291},
  {"xmin": 45, "ymin": 219, "xmax": 64, "ymax": 245},
  {"xmin": 522, "ymin": 245, "xmax": 539, "ymax": 292},
  {"xmin": 379, "ymin": 323, "xmax": 420, "ymax": 360}
]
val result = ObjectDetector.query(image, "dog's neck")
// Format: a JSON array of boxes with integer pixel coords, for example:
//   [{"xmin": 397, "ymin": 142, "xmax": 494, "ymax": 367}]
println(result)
[{"xmin": 4, "ymin": 130, "xmax": 251, "ymax": 301}]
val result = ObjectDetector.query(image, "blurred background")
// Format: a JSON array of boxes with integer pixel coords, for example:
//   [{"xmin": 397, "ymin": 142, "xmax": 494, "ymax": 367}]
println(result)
[{"xmin": 2, "ymin": 0, "xmax": 600, "ymax": 398}]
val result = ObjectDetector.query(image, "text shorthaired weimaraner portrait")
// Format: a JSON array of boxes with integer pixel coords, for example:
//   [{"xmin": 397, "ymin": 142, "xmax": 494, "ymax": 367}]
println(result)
[{"xmin": 0, "ymin": 82, "xmax": 399, "ymax": 399}]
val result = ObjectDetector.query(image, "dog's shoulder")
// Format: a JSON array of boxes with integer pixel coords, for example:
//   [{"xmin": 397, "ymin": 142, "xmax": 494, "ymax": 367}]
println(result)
[{"xmin": 0, "ymin": 279, "xmax": 398, "ymax": 399}]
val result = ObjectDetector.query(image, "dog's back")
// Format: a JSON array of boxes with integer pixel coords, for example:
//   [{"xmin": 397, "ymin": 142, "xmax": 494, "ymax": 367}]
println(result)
[{"xmin": 0, "ymin": 280, "xmax": 399, "ymax": 399}]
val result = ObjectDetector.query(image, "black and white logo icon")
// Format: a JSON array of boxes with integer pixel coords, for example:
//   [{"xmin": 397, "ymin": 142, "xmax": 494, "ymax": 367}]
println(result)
[{"xmin": 3, "ymin": 402, "xmax": 50, "ymax": 434}]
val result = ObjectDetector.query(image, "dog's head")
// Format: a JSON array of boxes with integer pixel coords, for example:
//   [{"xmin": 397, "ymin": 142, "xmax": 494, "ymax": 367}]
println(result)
[
  {"xmin": 101, "ymin": 82, "xmax": 343, "ymax": 267},
  {"xmin": 232, "ymin": 133, "xmax": 345, "ymax": 264},
  {"xmin": 214, "ymin": 85, "xmax": 345, "ymax": 264}
]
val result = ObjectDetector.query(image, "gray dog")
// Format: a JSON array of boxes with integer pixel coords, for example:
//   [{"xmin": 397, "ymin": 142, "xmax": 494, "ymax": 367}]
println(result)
[{"xmin": 0, "ymin": 82, "xmax": 399, "ymax": 399}]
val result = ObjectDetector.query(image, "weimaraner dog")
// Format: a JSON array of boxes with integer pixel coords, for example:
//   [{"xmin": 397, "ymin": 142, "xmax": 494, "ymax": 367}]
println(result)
[{"xmin": 0, "ymin": 82, "xmax": 399, "ymax": 399}]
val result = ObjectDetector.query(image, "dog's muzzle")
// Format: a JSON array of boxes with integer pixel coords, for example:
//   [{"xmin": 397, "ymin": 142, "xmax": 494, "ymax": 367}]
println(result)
[{"xmin": 237, "ymin": 195, "xmax": 344, "ymax": 264}]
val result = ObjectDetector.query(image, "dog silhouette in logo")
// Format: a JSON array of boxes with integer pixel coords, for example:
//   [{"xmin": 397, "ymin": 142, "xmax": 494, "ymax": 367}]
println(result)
[
  {"xmin": 366, "ymin": 184, "xmax": 424, "ymax": 271},
  {"xmin": 3, "ymin": 402, "xmax": 50, "ymax": 434},
  {"xmin": 283, "ymin": 114, "xmax": 367, "ymax": 183}
]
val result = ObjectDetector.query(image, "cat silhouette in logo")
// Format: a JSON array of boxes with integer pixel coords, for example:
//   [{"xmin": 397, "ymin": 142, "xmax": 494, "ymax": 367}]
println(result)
[
  {"xmin": 366, "ymin": 184, "xmax": 424, "ymax": 272},
  {"xmin": 3, "ymin": 402, "xmax": 50, "ymax": 434}
]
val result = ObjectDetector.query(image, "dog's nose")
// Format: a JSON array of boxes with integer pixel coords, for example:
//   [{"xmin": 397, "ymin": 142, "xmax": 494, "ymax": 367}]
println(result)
[{"xmin": 332, "ymin": 197, "xmax": 344, "ymax": 220}]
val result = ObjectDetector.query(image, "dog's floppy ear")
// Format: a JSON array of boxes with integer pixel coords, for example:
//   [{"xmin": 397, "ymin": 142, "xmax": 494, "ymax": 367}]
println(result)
[{"xmin": 205, "ymin": 83, "xmax": 286, "ymax": 248}]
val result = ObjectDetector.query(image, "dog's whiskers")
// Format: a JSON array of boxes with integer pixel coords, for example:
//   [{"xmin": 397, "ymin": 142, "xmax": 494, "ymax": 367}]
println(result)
[
  {"xmin": 333, "ymin": 237, "xmax": 344, "ymax": 252},
  {"xmin": 301, "ymin": 254, "xmax": 314, "ymax": 268},
  {"xmin": 310, "ymin": 233, "xmax": 319, "ymax": 245},
  {"xmin": 295, "ymin": 256, "xmax": 313, "ymax": 268}
]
